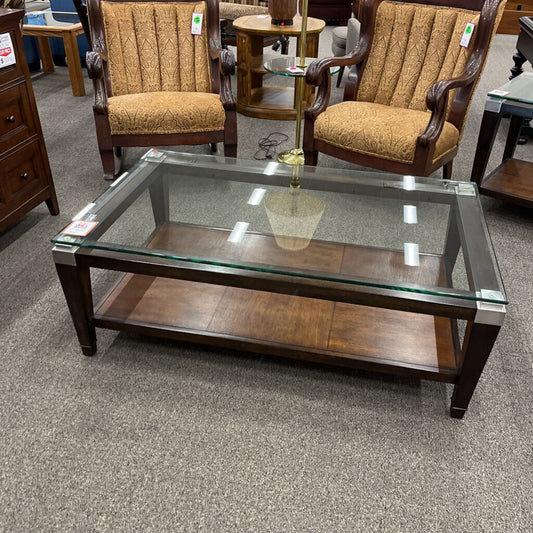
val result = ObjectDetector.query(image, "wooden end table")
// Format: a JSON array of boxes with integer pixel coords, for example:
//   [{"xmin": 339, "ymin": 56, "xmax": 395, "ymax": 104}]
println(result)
[
  {"xmin": 233, "ymin": 15, "xmax": 325, "ymax": 120},
  {"xmin": 470, "ymin": 72, "xmax": 533, "ymax": 208},
  {"xmin": 23, "ymin": 11, "xmax": 86, "ymax": 97}
]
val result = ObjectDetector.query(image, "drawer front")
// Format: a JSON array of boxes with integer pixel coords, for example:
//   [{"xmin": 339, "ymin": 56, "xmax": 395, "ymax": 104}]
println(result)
[
  {"xmin": 0, "ymin": 83, "xmax": 36, "ymax": 152},
  {"xmin": 0, "ymin": 141, "xmax": 45, "ymax": 213}
]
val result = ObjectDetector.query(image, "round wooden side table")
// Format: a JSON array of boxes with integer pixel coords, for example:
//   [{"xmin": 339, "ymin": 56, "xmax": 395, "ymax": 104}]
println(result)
[{"xmin": 233, "ymin": 15, "xmax": 325, "ymax": 120}]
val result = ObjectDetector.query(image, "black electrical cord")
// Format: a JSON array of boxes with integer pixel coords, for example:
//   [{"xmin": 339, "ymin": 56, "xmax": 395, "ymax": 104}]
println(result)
[{"xmin": 254, "ymin": 132, "xmax": 289, "ymax": 160}]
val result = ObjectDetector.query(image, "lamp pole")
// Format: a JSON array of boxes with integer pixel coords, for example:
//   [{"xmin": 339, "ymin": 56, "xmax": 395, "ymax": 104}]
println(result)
[{"xmin": 278, "ymin": 0, "xmax": 309, "ymax": 169}]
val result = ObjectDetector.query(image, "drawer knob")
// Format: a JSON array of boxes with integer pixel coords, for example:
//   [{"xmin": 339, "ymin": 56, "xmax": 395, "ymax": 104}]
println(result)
[
  {"xmin": 21, "ymin": 172, "xmax": 29, "ymax": 180},
  {"xmin": 6, "ymin": 115, "xmax": 16, "ymax": 123}
]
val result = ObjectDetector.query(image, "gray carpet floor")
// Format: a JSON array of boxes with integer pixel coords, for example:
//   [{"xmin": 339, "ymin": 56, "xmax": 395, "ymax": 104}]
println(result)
[{"xmin": 0, "ymin": 26, "xmax": 532, "ymax": 532}]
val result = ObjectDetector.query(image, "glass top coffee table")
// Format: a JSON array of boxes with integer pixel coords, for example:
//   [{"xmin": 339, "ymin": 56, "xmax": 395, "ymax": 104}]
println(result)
[{"xmin": 52, "ymin": 150, "xmax": 507, "ymax": 418}]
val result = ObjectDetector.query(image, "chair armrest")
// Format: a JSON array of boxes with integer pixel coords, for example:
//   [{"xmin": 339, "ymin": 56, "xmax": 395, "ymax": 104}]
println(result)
[
  {"xmin": 305, "ymin": 41, "xmax": 368, "ymax": 118},
  {"xmin": 419, "ymin": 57, "xmax": 482, "ymax": 146},
  {"xmin": 219, "ymin": 48, "xmax": 236, "ymax": 109},
  {"xmin": 209, "ymin": 41, "xmax": 236, "ymax": 109},
  {"xmin": 86, "ymin": 50, "xmax": 107, "ymax": 114}
]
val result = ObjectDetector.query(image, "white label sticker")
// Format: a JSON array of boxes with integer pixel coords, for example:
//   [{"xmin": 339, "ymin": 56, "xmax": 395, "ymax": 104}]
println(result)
[
  {"xmin": 62, "ymin": 220, "xmax": 99, "ymax": 237},
  {"xmin": 287, "ymin": 66, "xmax": 304, "ymax": 74},
  {"xmin": 460, "ymin": 23, "xmax": 475, "ymax": 47},
  {"xmin": 191, "ymin": 12, "xmax": 203, "ymax": 35},
  {"xmin": 0, "ymin": 33, "xmax": 16, "ymax": 68},
  {"xmin": 488, "ymin": 89, "xmax": 510, "ymax": 97}
]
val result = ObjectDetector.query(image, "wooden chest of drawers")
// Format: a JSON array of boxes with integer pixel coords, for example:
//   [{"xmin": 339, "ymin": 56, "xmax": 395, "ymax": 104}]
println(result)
[{"xmin": 0, "ymin": 8, "xmax": 58, "ymax": 233}]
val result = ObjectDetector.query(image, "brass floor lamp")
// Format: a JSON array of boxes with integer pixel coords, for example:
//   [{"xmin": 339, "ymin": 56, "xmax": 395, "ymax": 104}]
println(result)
[{"xmin": 277, "ymin": 0, "xmax": 310, "ymax": 168}]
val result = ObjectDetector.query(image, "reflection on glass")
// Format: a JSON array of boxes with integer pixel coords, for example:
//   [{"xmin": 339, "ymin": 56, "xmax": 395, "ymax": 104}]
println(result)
[
  {"xmin": 404, "ymin": 242, "xmax": 420, "ymax": 267},
  {"xmin": 403, "ymin": 205, "xmax": 418, "ymax": 224},
  {"xmin": 264, "ymin": 162, "xmax": 279, "ymax": 176},
  {"xmin": 265, "ymin": 189, "xmax": 324, "ymax": 251},
  {"xmin": 227, "ymin": 221, "xmax": 249, "ymax": 243},
  {"xmin": 403, "ymin": 175, "xmax": 416, "ymax": 191},
  {"xmin": 248, "ymin": 188, "xmax": 266, "ymax": 206}
]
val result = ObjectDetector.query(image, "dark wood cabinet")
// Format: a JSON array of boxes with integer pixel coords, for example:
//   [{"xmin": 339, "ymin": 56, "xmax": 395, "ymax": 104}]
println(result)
[{"xmin": 0, "ymin": 8, "xmax": 58, "ymax": 232}]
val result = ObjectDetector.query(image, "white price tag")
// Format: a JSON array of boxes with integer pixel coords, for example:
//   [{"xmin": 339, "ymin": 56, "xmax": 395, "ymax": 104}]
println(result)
[
  {"xmin": 62, "ymin": 220, "xmax": 99, "ymax": 237},
  {"xmin": 287, "ymin": 66, "xmax": 304, "ymax": 74},
  {"xmin": 460, "ymin": 23, "xmax": 475, "ymax": 48},
  {"xmin": 488, "ymin": 89, "xmax": 510, "ymax": 97},
  {"xmin": 0, "ymin": 33, "xmax": 16, "ymax": 68},
  {"xmin": 191, "ymin": 12, "xmax": 203, "ymax": 35}
]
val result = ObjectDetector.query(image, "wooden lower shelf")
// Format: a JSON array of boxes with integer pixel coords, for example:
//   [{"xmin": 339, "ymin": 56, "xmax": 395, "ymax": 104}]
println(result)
[
  {"xmin": 92, "ymin": 223, "xmax": 460, "ymax": 382},
  {"xmin": 480, "ymin": 158, "xmax": 533, "ymax": 207},
  {"xmin": 237, "ymin": 86, "xmax": 312, "ymax": 120}
]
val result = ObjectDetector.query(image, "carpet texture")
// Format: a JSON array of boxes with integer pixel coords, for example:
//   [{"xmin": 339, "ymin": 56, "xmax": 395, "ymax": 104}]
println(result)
[{"xmin": 0, "ymin": 26, "xmax": 532, "ymax": 532}]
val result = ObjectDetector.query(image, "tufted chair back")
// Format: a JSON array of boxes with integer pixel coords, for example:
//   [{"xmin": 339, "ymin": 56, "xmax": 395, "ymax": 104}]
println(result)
[
  {"xmin": 100, "ymin": 1, "xmax": 212, "ymax": 96},
  {"xmin": 355, "ymin": 0, "xmax": 504, "ymax": 130}
]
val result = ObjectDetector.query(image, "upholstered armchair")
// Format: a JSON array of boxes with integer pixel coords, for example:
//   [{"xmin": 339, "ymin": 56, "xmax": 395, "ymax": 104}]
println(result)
[
  {"xmin": 303, "ymin": 0, "xmax": 507, "ymax": 178},
  {"xmin": 86, "ymin": 0, "xmax": 237, "ymax": 179}
]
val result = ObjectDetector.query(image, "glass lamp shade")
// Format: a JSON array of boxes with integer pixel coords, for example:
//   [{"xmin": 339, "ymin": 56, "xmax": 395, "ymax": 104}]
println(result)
[
  {"xmin": 269, "ymin": 0, "xmax": 297, "ymax": 25},
  {"xmin": 265, "ymin": 189, "xmax": 324, "ymax": 251}
]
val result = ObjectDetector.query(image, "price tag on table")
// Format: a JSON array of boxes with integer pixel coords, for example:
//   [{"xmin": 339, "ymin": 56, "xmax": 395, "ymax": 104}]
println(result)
[{"xmin": 0, "ymin": 33, "xmax": 16, "ymax": 68}]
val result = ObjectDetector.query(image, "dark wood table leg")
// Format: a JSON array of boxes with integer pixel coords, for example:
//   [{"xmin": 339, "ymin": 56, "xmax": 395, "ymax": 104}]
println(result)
[
  {"xmin": 443, "ymin": 205, "xmax": 461, "ymax": 281},
  {"xmin": 470, "ymin": 110, "xmax": 502, "ymax": 186},
  {"xmin": 510, "ymin": 49, "xmax": 527, "ymax": 79},
  {"xmin": 503, "ymin": 114, "xmax": 523, "ymax": 160},
  {"xmin": 149, "ymin": 174, "xmax": 169, "ymax": 227},
  {"xmin": 54, "ymin": 249, "xmax": 96, "ymax": 356},
  {"xmin": 450, "ymin": 317, "xmax": 503, "ymax": 418}
]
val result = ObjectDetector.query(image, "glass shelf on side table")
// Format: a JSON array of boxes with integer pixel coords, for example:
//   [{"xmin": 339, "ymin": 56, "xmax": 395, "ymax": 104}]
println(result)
[{"xmin": 264, "ymin": 56, "xmax": 340, "ymax": 77}]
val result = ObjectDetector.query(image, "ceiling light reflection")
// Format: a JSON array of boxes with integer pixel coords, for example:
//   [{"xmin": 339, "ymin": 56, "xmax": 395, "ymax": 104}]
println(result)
[
  {"xmin": 227, "ymin": 221, "xmax": 249, "ymax": 243},
  {"xmin": 404, "ymin": 242, "xmax": 420, "ymax": 266}
]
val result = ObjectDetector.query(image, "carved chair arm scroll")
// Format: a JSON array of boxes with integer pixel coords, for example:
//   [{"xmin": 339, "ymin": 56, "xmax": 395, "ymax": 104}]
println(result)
[
  {"xmin": 419, "ymin": 54, "xmax": 483, "ymax": 147},
  {"xmin": 86, "ymin": 50, "xmax": 108, "ymax": 114},
  {"xmin": 209, "ymin": 39, "xmax": 236, "ymax": 110}
]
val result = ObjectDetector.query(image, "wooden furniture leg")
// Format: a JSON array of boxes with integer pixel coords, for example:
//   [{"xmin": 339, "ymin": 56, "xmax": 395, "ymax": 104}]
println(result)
[
  {"xmin": 62, "ymin": 29, "xmax": 85, "ymax": 96},
  {"xmin": 503, "ymin": 114, "xmax": 523, "ymax": 160},
  {"xmin": 149, "ymin": 175, "xmax": 169, "ymax": 226},
  {"xmin": 54, "ymin": 254, "xmax": 96, "ymax": 356},
  {"xmin": 470, "ymin": 110, "xmax": 501, "ymax": 185},
  {"xmin": 450, "ymin": 321, "xmax": 502, "ymax": 418},
  {"xmin": 36, "ymin": 36, "xmax": 54, "ymax": 72},
  {"xmin": 510, "ymin": 49, "xmax": 527, "ymax": 79},
  {"xmin": 45, "ymin": 195, "xmax": 60, "ymax": 216}
]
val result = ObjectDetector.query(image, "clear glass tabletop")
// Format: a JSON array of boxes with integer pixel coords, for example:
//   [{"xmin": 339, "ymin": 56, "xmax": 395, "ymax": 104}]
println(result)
[
  {"xmin": 51, "ymin": 150, "xmax": 507, "ymax": 305},
  {"xmin": 264, "ymin": 56, "xmax": 340, "ymax": 77},
  {"xmin": 487, "ymin": 71, "xmax": 533, "ymax": 105}
]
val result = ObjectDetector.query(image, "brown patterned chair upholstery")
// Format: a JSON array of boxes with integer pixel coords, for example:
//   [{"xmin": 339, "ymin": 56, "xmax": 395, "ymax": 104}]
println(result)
[
  {"xmin": 86, "ymin": 0, "xmax": 237, "ymax": 179},
  {"xmin": 0, "ymin": 0, "xmax": 24, "ymax": 8},
  {"xmin": 303, "ymin": 0, "xmax": 507, "ymax": 178}
]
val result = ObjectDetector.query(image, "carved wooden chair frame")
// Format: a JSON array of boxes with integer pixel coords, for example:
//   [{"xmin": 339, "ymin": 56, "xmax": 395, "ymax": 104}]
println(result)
[
  {"xmin": 303, "ymin": 0, "xmax": 505, "ymax": 178},
  {"xmin": 86, "ymin": 0, "xmax": 237, "ymax": 180}
]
